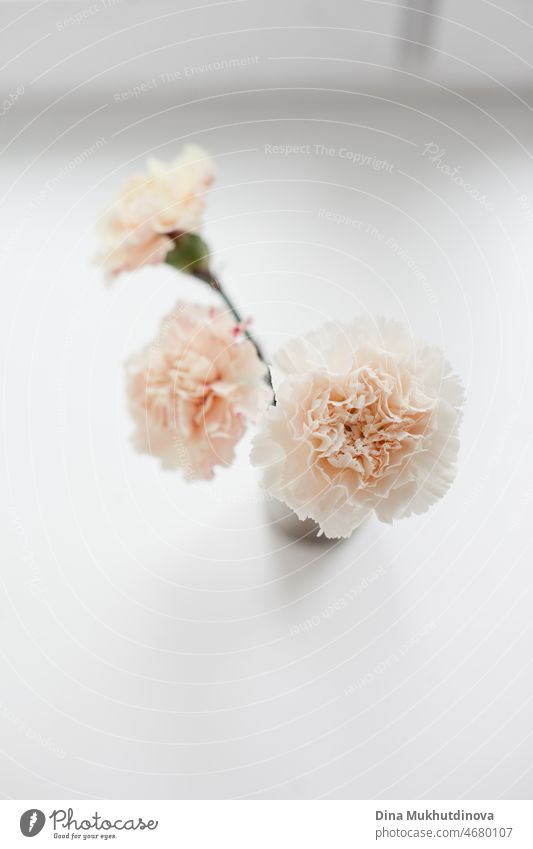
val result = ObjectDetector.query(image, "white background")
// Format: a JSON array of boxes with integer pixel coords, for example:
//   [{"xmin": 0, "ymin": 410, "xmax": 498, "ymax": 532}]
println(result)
[{"xmin": 0, "ymin": 0, "xmax": 532, "ymax": 799}]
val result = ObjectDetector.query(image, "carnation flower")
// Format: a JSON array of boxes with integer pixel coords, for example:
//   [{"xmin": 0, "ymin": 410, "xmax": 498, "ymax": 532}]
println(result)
[
  {"xmin": 96, "ymin": 145, "xmax": 215, "ymax": 277},
  {"xmin": 127, "ymin": 301, "xmax": 272, "ymax": 480},
  {"xmin": 251, "ymin": 316, "xmax": 464, "ymax": 538}
]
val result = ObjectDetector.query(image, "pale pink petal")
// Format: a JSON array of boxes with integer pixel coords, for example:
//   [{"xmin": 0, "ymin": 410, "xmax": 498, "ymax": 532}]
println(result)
[{"xmin": 252, "ymin": 316, "xmax": 464, "ymax": 539}]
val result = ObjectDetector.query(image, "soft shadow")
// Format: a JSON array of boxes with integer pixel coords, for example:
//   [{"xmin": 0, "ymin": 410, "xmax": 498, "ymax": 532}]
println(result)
[{"xmin": 264, "ymin": 496, "xmax": 371, "ymax": 591}]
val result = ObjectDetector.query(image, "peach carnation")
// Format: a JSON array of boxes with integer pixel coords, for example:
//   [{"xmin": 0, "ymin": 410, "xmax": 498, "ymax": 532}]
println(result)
[
  {"xmin": 252, "ymin": 317, "xmax": 464, "ymax": 538},
  {"xmin": 96, "ymin": 145, "xmax": 214, "ymax": 277},
  {"xmin": 127, "ymin": 301, "xmax": 272, "ymax": 479}
]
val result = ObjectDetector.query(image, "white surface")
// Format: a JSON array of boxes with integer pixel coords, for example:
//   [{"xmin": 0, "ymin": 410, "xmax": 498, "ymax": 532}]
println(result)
[{"xmin": 1, "ymin": 1, "xmax": 533, "ymax": 800}]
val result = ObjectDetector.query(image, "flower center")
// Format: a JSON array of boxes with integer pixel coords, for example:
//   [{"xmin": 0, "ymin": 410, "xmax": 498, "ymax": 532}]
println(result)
[{"xmin": 310, "ymin": 366, "xmax": 432, "ymax": 484}]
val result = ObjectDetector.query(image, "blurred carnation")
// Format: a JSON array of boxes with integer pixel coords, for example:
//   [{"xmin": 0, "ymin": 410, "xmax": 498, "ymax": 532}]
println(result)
[
  {"xmin": 252, "ymin": 316, "xmax": 464, "ymax": 538},
  {"xmin": 127, "ymin": 301, "xmax": 272, "ymax": 480},
  {"xmin": 96, "ymin": 145, "xmax": 214, "ymax": 277}
]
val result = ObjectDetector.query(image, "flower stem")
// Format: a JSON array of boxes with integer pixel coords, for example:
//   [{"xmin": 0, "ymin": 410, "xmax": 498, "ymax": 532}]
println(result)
[
  {"xmin": 193, "ymin": 268, "xmax": 272, "ymax": 389},
  {"xmin": 165, "ymin": 232, "xmax": 273, "ymax": 392}
]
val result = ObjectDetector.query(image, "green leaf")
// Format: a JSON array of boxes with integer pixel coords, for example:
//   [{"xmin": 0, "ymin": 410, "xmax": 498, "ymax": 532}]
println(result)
[{"xmin": 165, "ymin": 233, "xmax": 210, "ymax": 275}]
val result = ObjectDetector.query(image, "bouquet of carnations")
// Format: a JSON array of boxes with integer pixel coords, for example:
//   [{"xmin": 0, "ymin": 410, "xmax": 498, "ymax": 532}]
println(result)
[{"xmin": 96, "ymin": 146, "xmax": 464, "ymax": 539}]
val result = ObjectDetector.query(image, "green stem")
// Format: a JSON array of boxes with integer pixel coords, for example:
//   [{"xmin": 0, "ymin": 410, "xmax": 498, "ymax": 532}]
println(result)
[
  {"xmin": 194, "ymin": 268, "xmax": 268, "ymax": 366},
  {"xmin": 165, "ymin": 233, "xmax": 273, "ymax": 393}
]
